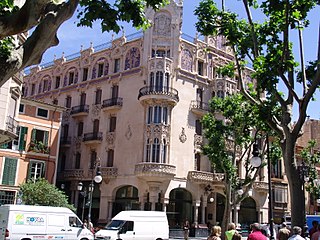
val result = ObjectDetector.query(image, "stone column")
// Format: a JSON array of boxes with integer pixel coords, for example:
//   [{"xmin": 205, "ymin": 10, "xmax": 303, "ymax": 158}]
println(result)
[
  {"xmin": 201, "ymin": 199, "xmax": 207, "ymax": 224},
  {"xmin": 193, "ymin": 200, "xmax": 201, "ymax": 226}
]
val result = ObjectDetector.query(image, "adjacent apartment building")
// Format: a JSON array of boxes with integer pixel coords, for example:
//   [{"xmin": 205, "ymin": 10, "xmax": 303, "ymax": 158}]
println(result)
[
  {"xmin": 0, "ymin": 98, "xmax": 64, "ymax": 204},
  {"xmin": 22, "ymin": 0, "xmax": 289, "ymax": 229}
]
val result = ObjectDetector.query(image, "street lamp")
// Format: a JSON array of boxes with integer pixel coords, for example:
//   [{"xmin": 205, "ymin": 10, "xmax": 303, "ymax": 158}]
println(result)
[
  {"xmin": 78, "ymin": 161, "xmax": 102, "ymax": 225},
  {"xmin": 250, "ymin": 138, "xmax": 274, "ymax": 240},
  {"xmin": 77, "ymin": 182, "xmax": 88, "ymax": 221},
  {"xmin": 297, "ymin": 161, "xmax": 309, "ymax": 237}
]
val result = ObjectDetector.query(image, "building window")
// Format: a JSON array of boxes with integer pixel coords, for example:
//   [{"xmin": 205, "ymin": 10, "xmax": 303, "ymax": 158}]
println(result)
[
  {"xmin": 53, "ymin": 99, "xmax": 58, "ymax": 105},
  {"xmin": 82, "ymin": 68, "xmax": 88, "ymax": 81},
  {"xmin": 217, "ymin": 90, "xmax": 224, "ymax": 98},
  {"xmin": 28, "ymin": 160, "xmax": 45, "ymax": 182},
  {"xmin": 65, "ymin": 96, "xmax": 72, "ymax": 108},
  {"xmin": 19, "ymin": 104, "xmax": 25, "ymax": 113},
  {"xmin": 75, "ymin": 152, "xmax": 81, "ymax": 169},
  {"xmin": 31, "ymin": 84, "xmax": 36, "ymax": 95},
  {"xmin": 98, "ymin": 63, "xmax": 104, "ymax": 77},
  {"xmin": 273, "ymin": 159, "xmax": 283, "ymax": 179},
  {"xmin": 109, "ymin": 116, "xmax": 117, "ymax": 132},
  {"xmin": 36, "ymin": 108, "xmax": 49, "ymax": 118},
  {"xmin": 0, "ymin": 190, "xmax": 15, "ymax": 204},
  {"xmin": 274, "ymin": 187, "xmax": 288, "ymax": 203},
  {"xmin": 198, "ymin": 60, "xmax": 204, "ymax": 76},
  {"xmin": 1, "ymin": 157, "xmax": 17, "ymax": 185},
  {"xmin": 195, "ymin": 153, "xmax": 201, "ymax": 171},
  {"xmin": 30, "ymin": 128, "xmax": 49, "ymax": 150},
  {"xmin": 90, "ymin": 151, "xmax": 97, "ymax": 169},
  {"xmin": 80, "ymin": 92, "xmax": 86, "ymax": 105},
  {"xmin": 78, "ymin": 122, "xmax": 84, "ymax": 136},
  {"xmin": 43, "ymin": 79, "xmax": 48, "ymax": 92},
  {"xmin": 147, "ymin": 106, "xmax": 168, "ymax": 124},
  {"xmin": 195, "ymin": 119, "xmax": 202, "ymax": 135},
  {"xmin": 68, "ymin": 72, "xmax": 74, "ymax": 85},
  {"xmin": 55, "ymin": 76, "xmax": 61, "ymax": 89},
  {"xmin": 95, "ymin": 89, "xmax": 102, "ymax": 105},
  {"xmin": 114, "ymin": 58, "xmax": 120, "ymax": 73},
  {"xmin": 59, "ymin": 154, "xmax": 66, "ymax": 171},
  {"xmin": 145, "ymin": 138, "xmax": 167, "ymax": 163},
  {"xmin": 107, "ymin": 149, "xmax": 114, "ymax": 167}
]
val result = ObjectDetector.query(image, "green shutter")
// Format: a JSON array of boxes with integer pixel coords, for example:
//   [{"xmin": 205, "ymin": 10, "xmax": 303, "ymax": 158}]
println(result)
[
  {"xmin": 2, "ymin": 158, "xmax": 18, "ymax": 185},
  {"xmin": 18, "ymin": 126, "xmax": 28, "ymax": 151},
  {"xmin": 0, "ymin": 143, "xmax": 8, "ymax": 149},
  {"xmin": 44, "ymin": 131, "xmax": 49, "ymax": 146}
]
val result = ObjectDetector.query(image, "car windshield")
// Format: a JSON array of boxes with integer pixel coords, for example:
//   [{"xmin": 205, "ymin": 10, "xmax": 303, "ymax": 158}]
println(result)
[{"xmin": 104, "ymin": 220, "xmax": 125, "ymax": 230}]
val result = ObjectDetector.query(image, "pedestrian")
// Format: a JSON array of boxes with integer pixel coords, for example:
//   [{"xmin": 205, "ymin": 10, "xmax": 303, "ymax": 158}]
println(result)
[
  {"xmin": 247, "ymin": 223, "xmax": 268, "ymax": 240},
  {"xmin": 311, "ymin": 224, "xmax": 320, "ymax": 240},
  {"xmin": 183, "ymin": 220, "xmax": 190, "ymax": 240},
  {"xmin": 207, "ymin": 225, "xmax": 222, "ymax": 240},
  {"xmin": 288, "ymin": 226, "xmax": 305, "ymax": 240},
  {"xmin": 225, "ymin": 223, "xmax": 238, "ymax": 240},
  {"xmin": 277, "ymin": 222, "xmax": 291, "ymax": 240},
  {"xmin": 309, "ymin": 221, "xmax": 318, "ymax": 238}
]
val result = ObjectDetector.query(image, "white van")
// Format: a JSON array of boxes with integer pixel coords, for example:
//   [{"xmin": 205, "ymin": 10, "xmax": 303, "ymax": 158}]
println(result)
[
  {"xmin": 0, "ymin": 204, "xmax": 94, "ymax": 240},
  {"xmin": 95, "ymin": 210, "xmax": 169, "ymax": 240}
]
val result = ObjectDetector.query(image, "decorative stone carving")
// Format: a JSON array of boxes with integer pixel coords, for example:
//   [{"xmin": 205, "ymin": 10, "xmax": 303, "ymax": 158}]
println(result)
[
  {"xmin": 106, "ymin": 132, "xmax": 116, "ymax": 146},
  {"xmin": 153, "ymin": 13, "xmax": 171, "ymax": 37},
  {"xmin": 181, "ymin": 49, "xmax": 193, "ymax": 72},
  {"xmin": 75, "ymin": 136, "xmax": 82, "ymax": 149},
  {"xmin": 125, "ymin": 125, "xmax": 132, "ymax": 140},
  {"xmin": 91, "ymin": 104, "xmax": 101, "ymax": 117},
  {"xmin": 125, "ymin": 47, "xmax": 140, "ymax": 70},
  {"xmin": 62, "ymin": 110, "xmax": 70, "ymax": 122},
  {"xmin": 179, "ymin": 127, "xmax": 187, "ymax": 143}
]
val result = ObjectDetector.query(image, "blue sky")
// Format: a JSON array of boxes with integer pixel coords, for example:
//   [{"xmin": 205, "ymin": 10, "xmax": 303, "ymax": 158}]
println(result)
[{"xmin": 41, "ymin": 0, "xmax": 320, "ymax": 120}]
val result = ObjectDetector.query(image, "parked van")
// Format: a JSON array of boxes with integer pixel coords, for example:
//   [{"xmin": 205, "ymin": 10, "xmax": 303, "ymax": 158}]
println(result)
[
  {"xmin": 95, "ymin": 210, "xmax": 169, "ymax": 240},
  {"xmin": 0, "ymin": 204, "xmax": 94, "ymax": 240}
]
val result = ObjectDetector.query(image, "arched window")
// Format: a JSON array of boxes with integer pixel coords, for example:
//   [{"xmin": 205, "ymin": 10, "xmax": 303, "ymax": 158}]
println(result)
[{"xmin": 152, "ymin": 138, "xmax": 160, "ymax": 163}]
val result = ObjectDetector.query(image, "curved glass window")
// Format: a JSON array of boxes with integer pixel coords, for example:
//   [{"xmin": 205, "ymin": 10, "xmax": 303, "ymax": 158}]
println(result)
[{"xmin": 147, "ymin": 106, "xmax": 169, "ymax": 124}]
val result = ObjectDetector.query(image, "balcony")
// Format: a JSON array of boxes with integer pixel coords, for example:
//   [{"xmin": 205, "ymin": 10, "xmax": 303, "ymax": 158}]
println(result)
[
  {"xmin": 83, "ymin": 132, "xmax": 103, "ymax": 145},
  {"xmin": 60, "ymin": 136, "xmax": 71, "ymax": 147},
  {"xmin": 138, "ymin": 86, "xmax": 179, "ymax": 105},
  {"xmin": 102, "ymin": 97, "xmax": 123, "ymax": 111},
  {"xmin": 253, "ymin": 181, "xmax": 269, "ymax": 193},
  {"xmin": 135, "ymin": 162, "xmax": 176, "ymax": 182},
  {"xmin": 190, "ymin": 100, "xmax": 210, "ymax": 116},
  {"xmin": 59, "ymin": 169, "xmax": 85, "ymax": 180},
  {"xmin": 27, "ymin": 141, "xmax": 49, "ymax": 154},
  {"xmin": 187, "ymin": 171, "xmax": 225, "ymax": 187},
  {"xmin": 70, "ymin": 105, "xmax": 89, "ymax": 117},
  {"xmin": 88, "ymin": 167, "xmax": 118, "ymax": 180},
  {"xmin": 0, "ymin": 116, "xmax": 18, "ymax": 144}
]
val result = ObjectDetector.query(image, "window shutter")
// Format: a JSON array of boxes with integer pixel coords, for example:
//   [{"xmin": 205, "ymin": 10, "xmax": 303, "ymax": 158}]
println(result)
[
  {"xmin": 44, "ymin": 131, "xmax": 49, "ymax": 146},
  {"xmin": 31, "ymin": 129, "xmax": 36, "ymax": 142},
  {"xmin": 18, "ymin": 126, "xmax": 28, "ymax": 151},
  {"xmin": 2, "ymin": 158, "xmax": 18, "ymax": 185}
]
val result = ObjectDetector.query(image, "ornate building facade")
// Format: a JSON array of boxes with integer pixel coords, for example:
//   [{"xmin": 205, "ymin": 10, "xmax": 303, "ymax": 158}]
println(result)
[{"xmin": 23, "ymin": 0, "xmax": 288, "ymax": 230}]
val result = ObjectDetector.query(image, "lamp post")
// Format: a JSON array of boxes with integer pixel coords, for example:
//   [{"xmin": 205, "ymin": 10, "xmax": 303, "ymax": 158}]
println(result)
[
  {"xmin": 297, "ymin": 161, "xmax": 309, "ymax": 237},
  {"xmin": 78, "ymin": 161, "xmax": 102, "ymax": 225},
  {"xmin": 250, "ymin": 138, "xmax": 274, "ymax": 240},
  {"xmin": 77, "ymin": 182, "xmax": 88, "ymax": 221}
]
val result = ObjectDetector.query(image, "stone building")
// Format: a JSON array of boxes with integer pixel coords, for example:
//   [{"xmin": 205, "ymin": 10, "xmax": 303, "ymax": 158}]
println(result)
[{"xmin": 22, "ymin": 0, "xmax": 289, "ymax": 231}]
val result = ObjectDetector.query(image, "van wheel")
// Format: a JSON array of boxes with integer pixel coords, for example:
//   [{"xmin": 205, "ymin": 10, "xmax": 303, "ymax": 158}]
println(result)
[
  {"xmin": 21, "ymin": 238, "xmax": 32, "ymax": 240},
  {"xmin": 80, "ymin": 238, "xmax": 90, "ymax": 240},
  {"xmin": 156, "ymin": 238, "xmax": 163, "ymax": 240}
]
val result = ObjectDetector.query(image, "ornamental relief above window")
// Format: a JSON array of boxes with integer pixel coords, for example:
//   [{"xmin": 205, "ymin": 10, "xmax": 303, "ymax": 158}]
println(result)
[{"xmin": 153, "ymin": 13, "xmax": 171, "ymax": 37}]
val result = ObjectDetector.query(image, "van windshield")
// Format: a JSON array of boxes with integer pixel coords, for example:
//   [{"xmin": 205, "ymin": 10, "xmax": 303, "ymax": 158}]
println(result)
[{"xmin": 104, "ymin": 220, "xmax": 125, "ymax": 230}]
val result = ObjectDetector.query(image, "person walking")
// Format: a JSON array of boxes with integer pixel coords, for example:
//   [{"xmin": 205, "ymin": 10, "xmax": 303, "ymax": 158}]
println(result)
[
  {"xmin": 311, "ymin": 224, "xmax": 320, "ymax": 240},
  {"xmin": 288, "ymin": 226, "xmax": 305, "ymax": 240},
  {"xmin": 183, "ymin": 220, "xmax": 190, "ymax": 240},
  {"xmin": 207, "ymin": 225, "xmax": 222, "ymax": 240},
  {"xmin": 309, "ymin": 221, "xmax": 319, "ymax": 238},
  {"xmin": 225, "ymin": 223, "xmax": 237, "ymax": 240},
  {"xmin": 247, "ymin": 223, "xmax": 268, "ymax": 240},
  {"xmin": 277, "ymin": 223, "xmax": 291, "ymax": 240}
]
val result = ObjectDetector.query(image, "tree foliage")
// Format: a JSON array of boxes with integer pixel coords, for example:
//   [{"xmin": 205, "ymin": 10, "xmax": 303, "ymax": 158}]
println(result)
[
  {"xmin": 202, "ymin": 93, "xmax": 281, "ymax": 232},
  {"xmin": 195, "ymin": 0, "xmax": 320, "ymax": 229},
  {"xmin": 0, "ymin": 0, "xmax": 168, "ymax": 87},
  {"xmin": 20, "ymin": 178, "xmax": 75, "ymax": 211}
]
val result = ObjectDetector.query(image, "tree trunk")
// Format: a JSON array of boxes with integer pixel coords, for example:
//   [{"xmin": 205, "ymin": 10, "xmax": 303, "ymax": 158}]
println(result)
[
  {"xmin": 221, "ymin": 183, "xmax": 231, "ymax": 239},
  {"xmin": 282, "ymin": 137, "xmax": 305, "ymax": 230}
]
